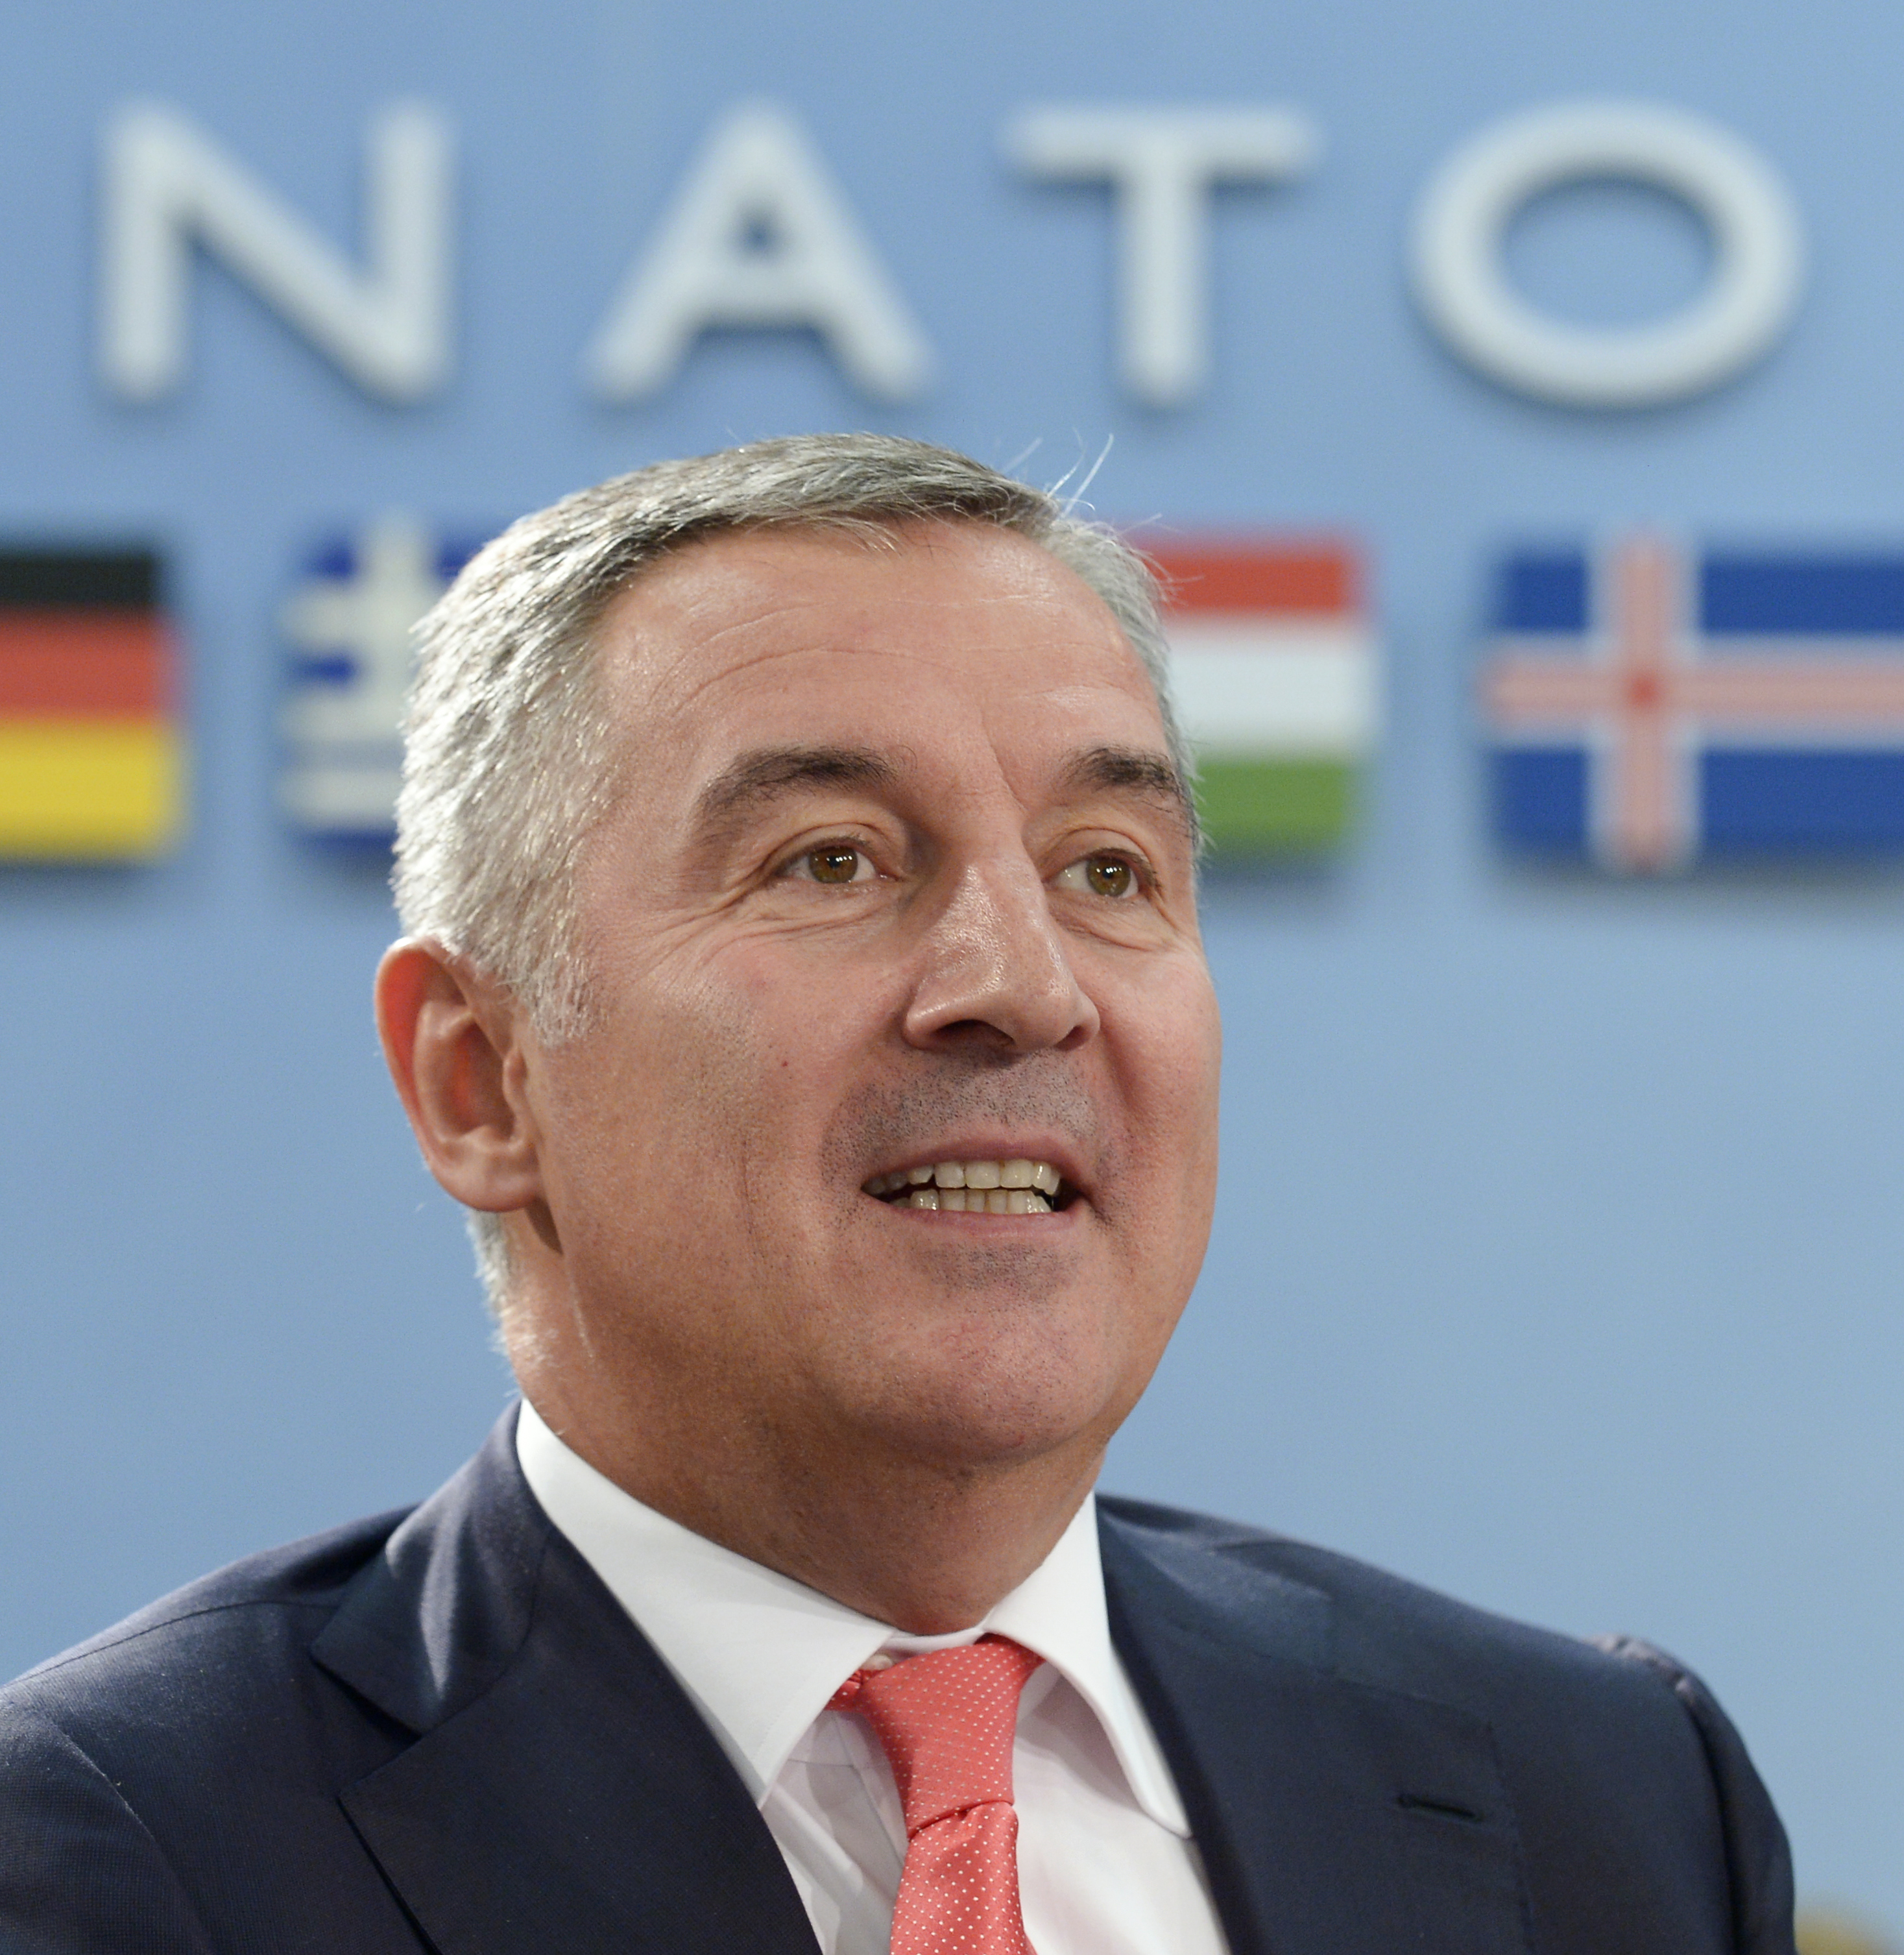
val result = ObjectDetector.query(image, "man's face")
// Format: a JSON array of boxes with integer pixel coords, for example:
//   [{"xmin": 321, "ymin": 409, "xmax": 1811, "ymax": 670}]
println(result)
[{"xmin": 512, "ymin": 520, "xmax": 1220, "ymax": 1482}]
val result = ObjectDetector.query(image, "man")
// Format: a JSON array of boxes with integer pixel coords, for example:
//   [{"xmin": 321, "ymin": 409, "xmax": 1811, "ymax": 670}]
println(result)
[{"xmin": 0, "ymin": 436, "xmax": 1793, "ymax": 1954}]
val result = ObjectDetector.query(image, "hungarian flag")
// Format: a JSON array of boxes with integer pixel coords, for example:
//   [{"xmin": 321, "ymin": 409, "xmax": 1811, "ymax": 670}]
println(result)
[
  {"xmin": 1145, "ymin": 537, "xmax": 1378, "ymax": 855},
  {"xmin": 0, "ymin": 548, "xmax": 182, "ymax": 859}
]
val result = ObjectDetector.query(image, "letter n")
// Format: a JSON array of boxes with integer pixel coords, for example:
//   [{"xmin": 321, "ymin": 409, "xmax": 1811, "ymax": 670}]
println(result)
[{"xmin": 99, "ymin": 101, "xmax": 453, "ymax": 402}]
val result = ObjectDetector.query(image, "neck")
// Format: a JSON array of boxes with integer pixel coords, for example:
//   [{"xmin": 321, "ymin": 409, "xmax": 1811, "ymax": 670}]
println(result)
[{"xmin": 512, "ymin": 1348, "xmax": 1105, "ymax": 1635}]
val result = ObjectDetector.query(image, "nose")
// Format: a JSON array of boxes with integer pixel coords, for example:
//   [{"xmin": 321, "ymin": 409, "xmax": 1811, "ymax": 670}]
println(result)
[{"xmin": 902, "ymin": 857, "xmax": 1100, "ymax": 1055}]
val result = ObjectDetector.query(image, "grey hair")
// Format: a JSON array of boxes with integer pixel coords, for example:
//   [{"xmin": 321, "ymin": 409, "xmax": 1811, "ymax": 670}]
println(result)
[{"xmin": 390, "ymin": 433, "xmax": 1188, "ymax": 1314}]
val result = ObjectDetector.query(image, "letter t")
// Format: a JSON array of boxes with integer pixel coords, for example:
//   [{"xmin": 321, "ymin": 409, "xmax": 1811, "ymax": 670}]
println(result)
[{"xmin": 1006, "ymin": 106, "xmax": 1318, "ymax": 407}]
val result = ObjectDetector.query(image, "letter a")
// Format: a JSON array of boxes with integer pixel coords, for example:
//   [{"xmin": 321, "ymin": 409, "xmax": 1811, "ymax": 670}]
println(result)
[
  {"xmin": 100, "ymin": 100, "xmax": 452, "ymax": 402},
  {"xmin": 587, "ymin": 101, "xmax": 934, "ymax": 401}
]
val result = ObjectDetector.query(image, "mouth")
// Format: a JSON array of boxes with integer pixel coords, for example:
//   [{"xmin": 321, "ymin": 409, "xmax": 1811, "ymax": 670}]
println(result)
[{"xmin": 863, "ymin": 1157, "xmax": 1076, "ymax": 1216}]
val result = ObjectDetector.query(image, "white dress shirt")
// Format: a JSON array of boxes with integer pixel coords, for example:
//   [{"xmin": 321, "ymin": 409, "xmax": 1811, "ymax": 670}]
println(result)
[{"xmin": 516, "ymin": 1399, "xmax": 1229, "ymax": 1955}]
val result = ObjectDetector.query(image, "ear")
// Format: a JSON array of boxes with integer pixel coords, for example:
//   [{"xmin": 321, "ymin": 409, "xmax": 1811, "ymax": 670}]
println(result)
[{"xmin": 374, "ymin": 939, "xmax": 546, "ymax": 1215}]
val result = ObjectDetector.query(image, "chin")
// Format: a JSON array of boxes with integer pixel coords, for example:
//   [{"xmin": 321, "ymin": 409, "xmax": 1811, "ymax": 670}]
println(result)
[
  {"xmin": 841, "ymin": 1318, "xmax": 1146, "ymax": 1472},
  {"xmin": 860, "ymin": 1400, "xmax": 1118, "ymax": 1474}
]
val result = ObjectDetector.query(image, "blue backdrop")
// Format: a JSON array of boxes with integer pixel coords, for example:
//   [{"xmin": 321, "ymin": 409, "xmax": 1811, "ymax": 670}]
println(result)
[{"xmin": 5, "ymin": 0, "xmax": 1900, "ymax": 1930}]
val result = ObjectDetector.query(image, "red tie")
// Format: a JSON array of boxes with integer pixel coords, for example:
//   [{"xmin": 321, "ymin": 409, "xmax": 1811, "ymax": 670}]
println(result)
[{"xmin": 831, "ymin": 1634, "xmax": 1045, "ymax": 1955}]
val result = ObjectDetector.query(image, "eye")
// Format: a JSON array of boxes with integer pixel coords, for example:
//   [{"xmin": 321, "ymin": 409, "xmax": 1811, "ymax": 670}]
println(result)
[
  {"xmin": 1055, "ymin": 852, "xmax": 1142, "ymax": 899},
  {"xmin": 786, "ymin": 842, "xmax": 876, "ymax": 885}
]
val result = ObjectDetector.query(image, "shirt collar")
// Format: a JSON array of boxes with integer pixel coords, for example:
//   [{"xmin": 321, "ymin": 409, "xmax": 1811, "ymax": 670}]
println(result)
[{"xmin": 514, "ymin": 1396, "xmax": 1188, "ymax": 1835}]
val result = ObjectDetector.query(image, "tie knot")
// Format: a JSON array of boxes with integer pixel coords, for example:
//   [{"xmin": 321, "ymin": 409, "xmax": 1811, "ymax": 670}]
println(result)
[{"xmin": 832, "ymin": 1634, "xmax": 1044, "ymax": 1836}]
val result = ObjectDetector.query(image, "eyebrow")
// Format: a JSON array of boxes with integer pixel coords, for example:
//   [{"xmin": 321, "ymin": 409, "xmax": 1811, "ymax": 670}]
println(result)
[
  {"xmin": 1060, "ymin": 745, "xmax": 1198, "ymax": 836},
  {"xmin": 691, "ymin": 744, "xmax": 900, "ymax": 842},
  {"xmin": 688, "ymin": 739, "xmax": 1198, "ymax": 853}
]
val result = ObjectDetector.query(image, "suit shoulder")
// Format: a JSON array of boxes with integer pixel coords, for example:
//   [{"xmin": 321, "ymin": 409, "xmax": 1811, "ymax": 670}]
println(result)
[
  {"xmin": 1098, "ymin": 1492, "xmax": 1704, "ymax": 1719},
  {"xmin": 1100, "ymin": 1496, "xmax": 1795, "ymax": 1952},
  {"xmin": 0, "ymin": 1505, "xmax": 445, "ymax": 1954},
  {"xmin": 1, "ymin": 1505, "xmax": 411, "ymax": 1723}
]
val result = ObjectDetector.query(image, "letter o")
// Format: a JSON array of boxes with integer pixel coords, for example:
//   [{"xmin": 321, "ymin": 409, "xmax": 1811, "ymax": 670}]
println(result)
[{"xmin": 1410, "ymin": 101, "xmax": 1805, "ymax": 407}]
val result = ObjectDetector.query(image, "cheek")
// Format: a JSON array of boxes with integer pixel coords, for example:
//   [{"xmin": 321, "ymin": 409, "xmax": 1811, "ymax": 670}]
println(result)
[
  {"xmin": 1120, "ymin": 966, "xmax": 1222, "ymax": 1155},
  {"xmin": 1096, "ymin": 974, "xmax": 1221, "ymax": 1292},
  {"xmin": 543, "ymin": 955, "xmax": 764, "ymax": 1187},
  {"xmin": 635, "ymin": 942, "xmax": 888, "ymax": 1200},
  {"xmin": 724, "ymin": 934, "xmax": 896, "ymax": 1063}
]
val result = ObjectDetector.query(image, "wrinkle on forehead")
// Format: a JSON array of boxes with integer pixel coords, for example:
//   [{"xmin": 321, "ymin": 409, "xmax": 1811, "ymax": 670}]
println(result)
[
  {"xmin": 592, "ymin": 524, "xmax": 1157, "ymax": 733},
  {"xmin": 622, "ymin": 609, "xmax": 1155, "ymax": 741}
]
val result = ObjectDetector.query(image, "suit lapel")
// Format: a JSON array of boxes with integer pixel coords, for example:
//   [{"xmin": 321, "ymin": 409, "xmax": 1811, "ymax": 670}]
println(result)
[
  {"xmin": 300, "ymin": 1415, "xmax": 1534, "ymax": 1954},
  {"xmin": 1100, "ymin": 1507, "xmax": 1532, "ymax": 1955},
  {"xmin": 310, "ymin": 1413, "xmax": 818, "ymax": 1955}
]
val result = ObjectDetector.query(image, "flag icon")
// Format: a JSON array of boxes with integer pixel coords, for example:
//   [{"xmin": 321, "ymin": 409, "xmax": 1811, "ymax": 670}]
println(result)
[
  {"xmin": 0, "ymin": 548, "xmax": 182, "ymax": 860},
  {"xmin": 1146, "ymin": 538, "xmax": 1378, "ymax": 856},
  {"xmin": 1484, "ymin": 537, "xmax": 1904, "ymax": 872},
  {"xmin": 280, "ymin": 516, "xmax": 480, "ymax": 840}
]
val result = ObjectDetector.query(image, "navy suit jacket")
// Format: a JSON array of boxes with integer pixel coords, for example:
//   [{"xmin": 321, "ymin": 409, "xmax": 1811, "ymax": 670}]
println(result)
[{"xmin": 0, "ymin": 1410, "xmax": 1794, "ymax": 1954}]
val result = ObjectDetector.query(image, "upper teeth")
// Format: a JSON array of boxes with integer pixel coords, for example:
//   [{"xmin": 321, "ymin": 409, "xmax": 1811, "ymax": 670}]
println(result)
[
  {"xmin": 865, "ymin": 1158, "xmax": 1064, "ymax": 1213},
  {"xmin": 868, "ymin": 1159, "xmax": 1061, "ymax": 1195}
]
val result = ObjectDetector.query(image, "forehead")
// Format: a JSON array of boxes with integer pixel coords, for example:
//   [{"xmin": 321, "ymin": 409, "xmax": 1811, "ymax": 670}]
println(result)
[{"xmin": 588, "ymin": 520, "xmax": 1167, "ymax": 807}]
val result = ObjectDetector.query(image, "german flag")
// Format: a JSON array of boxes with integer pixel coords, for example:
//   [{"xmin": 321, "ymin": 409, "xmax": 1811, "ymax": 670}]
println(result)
[{"xmin": 0, "ymin": 548, "xmax": 182, "ymax": 859}]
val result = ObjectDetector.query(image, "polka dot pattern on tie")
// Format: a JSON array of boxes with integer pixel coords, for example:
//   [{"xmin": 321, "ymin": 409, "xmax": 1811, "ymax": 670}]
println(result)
[{"xmin": 830, "ymin": 1634, "xmax": 1044, "ymax": 1955}]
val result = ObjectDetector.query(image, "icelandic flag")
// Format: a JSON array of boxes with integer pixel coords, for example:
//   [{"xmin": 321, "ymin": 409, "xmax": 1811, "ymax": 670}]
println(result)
[
  {"xmin": 280, "ymin": 516, "xmax": 483, "ymax": 840},
  {"xmin": 1143, "ymin": 537, "xmax": 1379, "ymax": 856},
  {"xmin": 1483, "ymin": 537, "xmax": 1904, "ymax": 871}
]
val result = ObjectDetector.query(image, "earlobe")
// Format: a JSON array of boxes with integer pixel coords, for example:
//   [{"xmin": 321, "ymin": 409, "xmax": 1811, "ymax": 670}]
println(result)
[{"xmin": 374, "ymin": 940, "xmax": 547, "ymax": 1216}]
